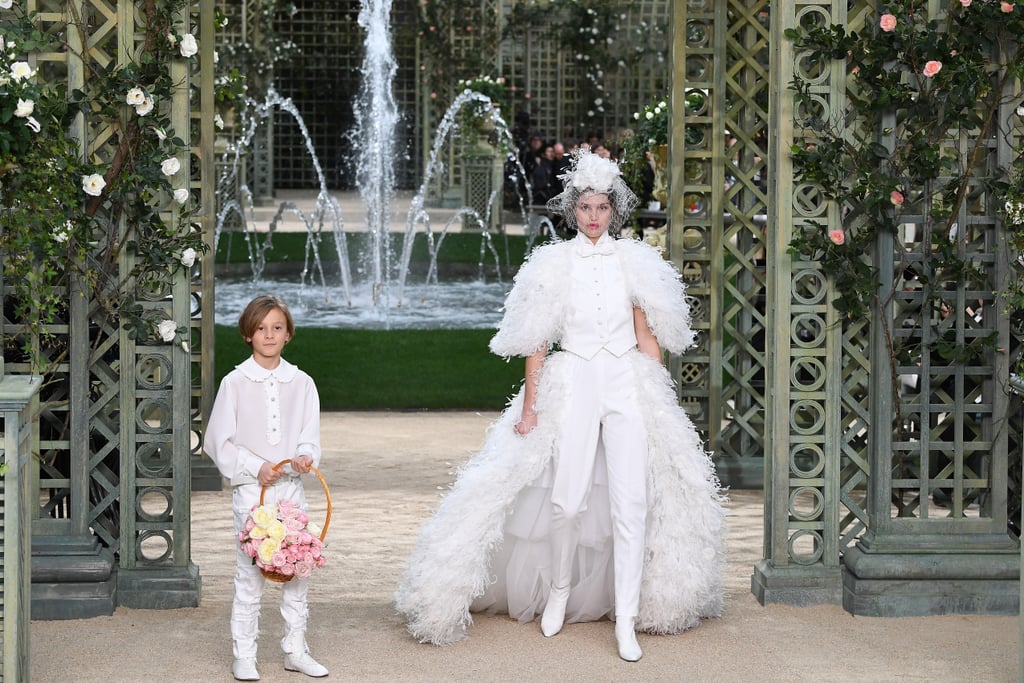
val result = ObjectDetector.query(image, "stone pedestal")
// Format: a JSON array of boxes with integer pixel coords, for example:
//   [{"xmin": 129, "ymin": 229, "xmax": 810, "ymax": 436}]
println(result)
[
  {"xmin": 462, "ymin": 141, "xmax": 504, "ymax": 233},
  {"xmin": 117, "ymin": 563, "xmax": 202, "ymax": 609},
  {"xmin": 31, "ymin": 535, "xmax": 117, "ymax": 619},
  {"xmin": 842, "ymin": 539, "xmax": 1019, "ymax": 616},
  {"xmin": 751, "ymin": 560, "xmax": 842, "ymax": 606}
]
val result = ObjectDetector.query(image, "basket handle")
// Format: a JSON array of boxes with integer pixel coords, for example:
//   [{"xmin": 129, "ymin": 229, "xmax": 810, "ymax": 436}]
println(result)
[{"xmin": 258, "ymin": 459, "xmax": 332, "ymax": 542}]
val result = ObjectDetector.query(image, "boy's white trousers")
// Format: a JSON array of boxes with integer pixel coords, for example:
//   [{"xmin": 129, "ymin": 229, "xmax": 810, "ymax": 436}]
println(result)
[
  {"xmin": 549, "ymin": 349, "xmax": 648, "ymax": 619},
  {"xmin": 230, "ymin": 478, "xmax": 310, "ymax": 660}
]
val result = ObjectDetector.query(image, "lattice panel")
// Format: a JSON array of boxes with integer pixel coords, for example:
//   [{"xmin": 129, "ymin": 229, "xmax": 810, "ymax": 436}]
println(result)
[
  {"xmin": 762, "ymin": 1, "xmax": 1021, "ymax": 600},
  {"xmin": 834, "ymin": 3, "xmax": 873, "ymax": 551},
  {"xmin": 6, "ymin": 1, "xmax": 204, "ymax": 605},
  {"xmin": 757, "ymin": 0, "xmax": 849, "ymax": 578},
  {"xmin": 890, "ymin": 181, "xmax": 1001, "ymax": 521},
  {"xmin": 673, "ymin": 0, "xmax": 770, "ymax": 488},
  {"xmin": 717, "ymin": 0, "xmax": 770, "ymax": 473},
  {"xmin": 675, "ymin": 1, "xmax": 715, "ymax": 444},
  {"xmin": 498, "ymin": 1, "xmax": 669, "ymax": 146},
  {"xmin": 189, "ymin": 0, "xmax": 214, "ymax": 492},
  {"xmin": 263, "ymin": 0, "xmax": 420, "ymax": 190}
]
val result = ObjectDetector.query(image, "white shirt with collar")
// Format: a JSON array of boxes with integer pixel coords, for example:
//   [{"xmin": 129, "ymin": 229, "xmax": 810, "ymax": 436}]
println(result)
[
  {"xmin": 203, "ymin": 356, "xmax": 322, "ymax": 485},
  {"xmin": 559, "ymin": 232, "xmax": 638, "ymax": 360}
]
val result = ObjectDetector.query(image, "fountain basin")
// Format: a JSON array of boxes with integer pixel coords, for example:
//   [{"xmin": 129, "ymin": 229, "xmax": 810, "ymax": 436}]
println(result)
[{"xmin": 214, "ymin": 277, "xmax": 508, "ymax": 330}]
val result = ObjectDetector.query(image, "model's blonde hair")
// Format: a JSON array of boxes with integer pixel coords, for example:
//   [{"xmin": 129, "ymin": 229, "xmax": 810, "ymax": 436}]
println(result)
[{"xmin": 238, "ymin": 295, "xmax": 295, "ymax": 345}]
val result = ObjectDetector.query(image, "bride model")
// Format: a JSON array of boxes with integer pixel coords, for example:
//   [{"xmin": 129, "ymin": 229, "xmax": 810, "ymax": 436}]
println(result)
[{"xmin": 395, "ymin": 149, "xmax": 726, "ymax": 661}]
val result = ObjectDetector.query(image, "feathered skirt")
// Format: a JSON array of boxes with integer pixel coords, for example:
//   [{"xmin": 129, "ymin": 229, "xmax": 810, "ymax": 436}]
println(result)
[{"xmin": 394, "ymin": 350, "xmax": 727, "ymax": 645}]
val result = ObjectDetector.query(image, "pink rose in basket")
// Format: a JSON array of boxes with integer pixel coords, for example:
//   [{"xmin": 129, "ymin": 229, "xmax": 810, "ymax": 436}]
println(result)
[{"xmin": 295, "ymin": 560, "xmax": 314, "ymax": 579}]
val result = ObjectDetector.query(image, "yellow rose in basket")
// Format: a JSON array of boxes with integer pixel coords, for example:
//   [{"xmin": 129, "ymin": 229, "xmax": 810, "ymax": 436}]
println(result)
[
  {"xmin": 266, "ymin": 519, "xmax": 287, "ymax": 541},
  {"xmin": 257, "ymin": 537, "xmax": 280, "ymax": 566},
  {"xmin": 252, "ymin": 504, "xmax": 277, "ymax": 528},
  {"xmin": 248, "ymin": 525, "xmax": 268, "ymax": 540}
]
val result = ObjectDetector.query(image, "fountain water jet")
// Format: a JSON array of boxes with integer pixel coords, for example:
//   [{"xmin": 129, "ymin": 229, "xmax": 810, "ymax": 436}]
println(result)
[
  {"xmin": 212, "ymin": 1, "xmax": 547, "ymax": 329},
  {"xmin": 354, "ymin": 0, "xmax": 399, "ymax": 307}
]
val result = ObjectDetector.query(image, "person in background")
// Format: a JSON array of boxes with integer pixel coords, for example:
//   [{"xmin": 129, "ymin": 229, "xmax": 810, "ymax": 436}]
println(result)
[{"xmin": 531, "ymin": 142, "xmax": 558, "ymax": 203}]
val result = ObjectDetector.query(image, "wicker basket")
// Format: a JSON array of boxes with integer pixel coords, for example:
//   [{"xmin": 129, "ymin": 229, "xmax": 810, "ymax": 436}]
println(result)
[{"xmin": 258, "ymin": 459, "xmax": 332, "ymax": 583}]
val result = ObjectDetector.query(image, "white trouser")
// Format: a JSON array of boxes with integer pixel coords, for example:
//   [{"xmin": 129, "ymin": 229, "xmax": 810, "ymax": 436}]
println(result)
[
  {"xmin": 549, "ymin": 349, "xmax": 648, "ymax": 619},
  {"xmin": 231, "ymin": 479, "xmax": 310, "ymax": 660}
]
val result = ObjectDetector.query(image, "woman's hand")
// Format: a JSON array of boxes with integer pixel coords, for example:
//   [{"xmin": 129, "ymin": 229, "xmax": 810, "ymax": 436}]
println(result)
[
  {"xmin": 514, "ymin": 410, "xmax": 538, "ymax": 436},
  {"xmin": 291, "ymin": 455, "xmax": 313, "ymax": 474},
  {"xmin": 257, "ymin": 461, "xmax": 282, "ymax": 487}
]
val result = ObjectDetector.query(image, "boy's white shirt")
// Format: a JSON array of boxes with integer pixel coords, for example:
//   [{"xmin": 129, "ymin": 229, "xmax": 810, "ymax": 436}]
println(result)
[{"xmin": 203, "ymin": 355, "xmax": 322, "ymax": 485}]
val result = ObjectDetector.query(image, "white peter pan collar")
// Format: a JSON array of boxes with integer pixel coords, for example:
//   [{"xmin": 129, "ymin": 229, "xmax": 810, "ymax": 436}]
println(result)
[{"xmin": 237, "ymin": 356, "xmax": 298, "ymax": 383}]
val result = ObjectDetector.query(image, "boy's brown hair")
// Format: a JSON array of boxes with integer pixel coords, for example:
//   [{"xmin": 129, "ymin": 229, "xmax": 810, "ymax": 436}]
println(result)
[{"xmin": 238, "ymin": 295, "xmax": 295, "ymax": 346}]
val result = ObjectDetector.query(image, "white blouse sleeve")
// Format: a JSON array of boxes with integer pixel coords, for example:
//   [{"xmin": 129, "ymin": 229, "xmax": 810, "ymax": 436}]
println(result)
[
  {"xmin": 294, "ymin": 375, "xmax": 322, "ymax": 467},
  {"xmin": 203, "ymin": 377, "xmax": 264, "ymax": 480}
]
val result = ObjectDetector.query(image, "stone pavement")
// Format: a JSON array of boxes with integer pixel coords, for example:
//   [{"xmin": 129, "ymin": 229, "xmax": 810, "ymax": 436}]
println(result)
[
  {"xmin": 240, "ymin": 188, "xmax": 533, "ymax": 235},
  {"xmin": 30, "ymin": 412, "xmax": 1019, "ymax": 682}
]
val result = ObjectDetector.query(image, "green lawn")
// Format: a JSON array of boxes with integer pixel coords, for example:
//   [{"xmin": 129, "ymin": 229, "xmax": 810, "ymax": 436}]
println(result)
[
  {"xmin": 214, "ymin": 325, "xmax": 525, "ymax": 410},
  {"xmin": 213, "ymin": 231, "xmax": 536, "ymax": 410},
  {"xmin": 214, "ymin": 230, "xmax": 533, "ymax": 272}
]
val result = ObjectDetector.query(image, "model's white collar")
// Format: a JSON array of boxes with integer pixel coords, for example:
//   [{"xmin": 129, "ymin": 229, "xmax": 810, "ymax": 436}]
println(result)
[{"xmin": 573, "ymin": 231, "xmax": 615, "ymax": 256}]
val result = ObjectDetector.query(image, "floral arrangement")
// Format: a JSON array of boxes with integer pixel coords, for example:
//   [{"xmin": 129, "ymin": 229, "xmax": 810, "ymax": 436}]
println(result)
[
  {"xmin": 630, "ymin": 98, "xmax": 669, "ymax": 149},
  {"xmin": 240, "ymin": 499, "xmax": 326, "ymax": 581},
  {"xmin": 620, "ymin": 96, "xmax": 670, "ymax": 206},
  {"xmin": 786, "ymin": 0, "xmax": 1024, "ymax": 360},
  {"xmin": 455, "ymin": 74, "xmax": 509, "ymax": 138}
]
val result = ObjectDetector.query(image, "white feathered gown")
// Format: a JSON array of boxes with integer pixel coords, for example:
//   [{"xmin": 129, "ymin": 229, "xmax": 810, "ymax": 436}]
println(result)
[{"xmin": 394, "ymin": 236, "xmax": 727, "ymax": 646}]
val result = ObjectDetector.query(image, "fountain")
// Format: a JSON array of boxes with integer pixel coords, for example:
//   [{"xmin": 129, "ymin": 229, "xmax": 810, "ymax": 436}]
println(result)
[{"xmin": 213, "ymin": 0, "xmax": 542, "ymax": 330}]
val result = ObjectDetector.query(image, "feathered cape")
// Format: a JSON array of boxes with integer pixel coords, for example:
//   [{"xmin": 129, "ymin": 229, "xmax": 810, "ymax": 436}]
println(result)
[{"xmin": 394, "ymin": 237, "xmax": 726, "ymax": 646}]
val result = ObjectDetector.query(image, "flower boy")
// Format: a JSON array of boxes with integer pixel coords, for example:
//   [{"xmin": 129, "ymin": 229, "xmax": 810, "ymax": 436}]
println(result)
[{"xmin": 203, "ymin": 295, "xmax": 327, "ymax": 681}]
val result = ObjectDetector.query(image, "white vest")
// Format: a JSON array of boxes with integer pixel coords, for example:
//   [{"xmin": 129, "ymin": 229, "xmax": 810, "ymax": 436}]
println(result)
[{"xmin": 559, "ymin": 234, "xmax": 637, "ymax": 359}]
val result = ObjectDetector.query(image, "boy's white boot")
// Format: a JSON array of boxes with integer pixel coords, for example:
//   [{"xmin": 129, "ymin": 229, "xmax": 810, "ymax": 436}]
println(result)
[
  {"xmin": 232, "ymin": 600, "xmax": 261, "ymax": 680},
  {"xmin": 232, "ymin": 657, "xmax": 260, "ymax": 681},
  {"xmin": 282, "ymin": 631, "xmax": 329, "ymax": 678}
]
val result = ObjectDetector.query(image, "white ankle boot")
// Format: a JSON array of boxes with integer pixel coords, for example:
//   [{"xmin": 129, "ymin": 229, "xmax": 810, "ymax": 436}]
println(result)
[
  {"xmin": 282, "ymin": 633, "xmax": 329, "ymax": 678},
  {"xmin": 284, "ymin": 649, "xmax": 328, "ymax": 678},
  {"xmin": 615, "ymin": 617, "xmax": 642, "ymax": 662},
  {"xmin": 232, "ymin": 657, "xmax": 260, "ymax": 681},
  {"xmin": 540, "ymin": 585, "xmax": 570, "ymax": 637}
]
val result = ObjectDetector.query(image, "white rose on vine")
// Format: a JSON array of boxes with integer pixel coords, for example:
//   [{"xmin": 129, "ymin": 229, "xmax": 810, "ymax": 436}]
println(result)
[
  {"xmin": 81, "ymin": 173, "xmax": 106, "ymax": 197},
  {"xmin": 135, "ymin": 96, "xmax": 154, "ymax": 117},
  {"xmin": 173, "ymin": 188, "xmax": 189, "ymax": 205},
  {"xmin": 14, "ymin": 98, "xmax": 33, "ymax": 117},
  {"xmin": 157, "ymin": 320, "xmax": 178, "ymax": 343},
  {"xmin": 179, "ymin": 34, "xmax": 198, "ymax": 58},
  {"xmin": 126, "ymin": 87, "xmax": 145, "ymax": 106},
  {"xmin": 180, "ymin": 247, "xmax": 197, "ymax": 267},
  {"xmin": 10, "ymin": 61, "xmax": 32, "ymax": 81},
  {"xmin": 53, "ymin": 222, "xmax": 73, "ymax": 244},
  {"xmin": 161, "ymin": 157, "xmax": 181, "ymax": 176}
]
